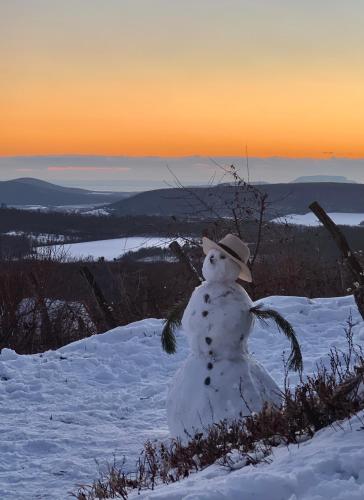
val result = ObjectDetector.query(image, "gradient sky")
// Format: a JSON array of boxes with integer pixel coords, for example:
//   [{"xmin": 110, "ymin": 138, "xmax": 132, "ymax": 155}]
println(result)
[
  {"xmin": 0, "ymin": 156, "xmax": 364, "ymax": 191},
  {"xmin": 2, "ymin": 0, "xmax": 364, "ymax": 160}
]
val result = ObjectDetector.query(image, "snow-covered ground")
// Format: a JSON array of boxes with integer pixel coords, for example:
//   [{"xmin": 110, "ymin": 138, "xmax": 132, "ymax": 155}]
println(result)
[
  {"xmin": 81, "ymin": 208, "xmax": 111, "ymax": 216},
  {"xmin": 37, "ymin": 236, "xmax": 183, "ymax": 260},
  {"xmin": 0, "ymin": 295, "xmax": 363, "ymax": 499},
  {"xmin": 10, "ymin": 205, "xmax": 102, "ymax": 212},
  {"xmin": 141, "ymin": 411, "xmax": 364, "ymax": 500},
  {"xmin": 4, "ymin": 231, "xmax": 68, "ymax": 244},
  {"xmin": 272, "ymin": 212, "xmax": 364, "ymax": 226}
]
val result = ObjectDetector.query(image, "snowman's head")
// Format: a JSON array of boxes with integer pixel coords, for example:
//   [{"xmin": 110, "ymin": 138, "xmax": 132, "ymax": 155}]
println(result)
[{"xmin": 202, "ymin": 249, "xmax": 241, "ymax": 283}]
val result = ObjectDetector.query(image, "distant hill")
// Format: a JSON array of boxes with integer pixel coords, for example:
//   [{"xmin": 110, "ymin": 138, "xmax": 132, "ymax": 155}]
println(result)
[
  {"xmin": 107, "ymin": 182, "xmax": 364, "ymax": 218},
  {"xmin": 292, "ymin": 175, "xmax": 356, "ymax": 183},
  {"xmin": 0, "ymin": 178, "xmax": 130, "ymax": 206}
]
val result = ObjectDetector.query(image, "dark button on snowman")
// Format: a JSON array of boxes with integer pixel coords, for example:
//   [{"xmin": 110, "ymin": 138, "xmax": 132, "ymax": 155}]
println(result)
[{"xmin": 166, "ymin": 234, "xmax": 286, "ymax": 439}]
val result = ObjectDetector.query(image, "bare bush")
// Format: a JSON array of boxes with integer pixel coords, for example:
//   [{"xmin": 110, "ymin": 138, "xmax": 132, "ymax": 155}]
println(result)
[
  {"xmin": 73, "ymin": 320, "xmax": 364, "ymax": 499},
  {"xmin": 0, "ymin": 259, "xmax": 96, "ymax": 353}
]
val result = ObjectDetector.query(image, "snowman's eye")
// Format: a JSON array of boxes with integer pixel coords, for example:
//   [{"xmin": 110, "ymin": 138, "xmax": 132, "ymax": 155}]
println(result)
[{"xmin": 220, "ymin": 254, "xmax": 226, "ymax": 259}]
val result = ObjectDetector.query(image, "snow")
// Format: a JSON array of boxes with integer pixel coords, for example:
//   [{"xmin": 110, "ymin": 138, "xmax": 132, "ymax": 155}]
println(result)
[
  {"xmin": 36, "ymin": 236, "xmax": 184, "ymax": 261},
  {"xmin": 4, "ymin": 231, "xmax": 67, "ymax": 243},
  {"xmin": 168, "ymin": 249, "xmax": 281, "ymax": 438},
  {"xmin": 140, "ymin": 411, "xmax": 364, "ymax": 500},
  {"xmin": 82, "ymin": 208, "xmax": 111, "ymax": 216},
  {"xmin": 16, "ymin": 298, "xmax": 96, "ymax": 336},
  {"xmin": 0, "ymin": 295, "xmax": 363, "ymax": 499},
  {"xmin": 272, "ymin": 212, "xmax": 364, "ymax": 227},
  {"xmin": 10, "ymin": 204, "xmax": 106, "ymax": 213}
]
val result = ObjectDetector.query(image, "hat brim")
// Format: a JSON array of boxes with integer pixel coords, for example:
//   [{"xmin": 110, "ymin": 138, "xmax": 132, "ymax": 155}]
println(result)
[{"xmin": 202, "ymin": 237, "xmax": 252, "ymax": 283}]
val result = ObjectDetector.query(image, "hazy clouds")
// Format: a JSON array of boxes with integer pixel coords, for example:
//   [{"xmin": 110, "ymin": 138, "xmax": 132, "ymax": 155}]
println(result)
[{"xmin": 0, "ymin": 156, "xmax": 363, "ymax": 191}]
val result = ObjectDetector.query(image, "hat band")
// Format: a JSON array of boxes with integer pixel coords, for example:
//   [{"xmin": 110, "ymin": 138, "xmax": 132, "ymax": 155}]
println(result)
[{"xmin": 218, "ymin": 243, "xmax": 244, "ymax": 263}]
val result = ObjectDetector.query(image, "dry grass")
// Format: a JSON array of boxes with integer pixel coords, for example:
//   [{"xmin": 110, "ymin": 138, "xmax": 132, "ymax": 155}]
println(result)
[{"xmin": 72, "ymin": 318, "xmax": 364, "ymax": 499}]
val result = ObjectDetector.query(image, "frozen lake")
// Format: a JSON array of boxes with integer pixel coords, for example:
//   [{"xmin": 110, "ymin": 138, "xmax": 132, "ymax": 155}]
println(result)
[
  {"xmin": 272, "ymin": 212, "xmax": 364, "ymax": 227},
  {"xmin": 38, "ymin": 236, "xmax": 182, "ymax": 260}
]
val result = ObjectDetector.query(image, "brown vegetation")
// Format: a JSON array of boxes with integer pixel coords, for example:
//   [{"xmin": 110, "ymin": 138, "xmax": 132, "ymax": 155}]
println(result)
[
  {"xmin": 0, "ymin": 207, "xmax": 207, "ymax": 243},
  {"xmin": 72, "ymin": 319, "xmax": 364, "ymax": 499},
  {"xmin": 1, "ymin": 218, "xmax": 363, "ymax": 354},
  {"xmin": 1, "ymin": 167, "xmax": 363, "ymax": 354}
]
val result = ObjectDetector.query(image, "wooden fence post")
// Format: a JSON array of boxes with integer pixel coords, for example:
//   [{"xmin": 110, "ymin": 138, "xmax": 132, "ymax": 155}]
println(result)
[
  {"xmin": 309, "ymin": 201, "xmax": 364, "ymax": 320},
  {"xmin": 80, "ymin": 265, "xmax": 118, "ymax": 330}
]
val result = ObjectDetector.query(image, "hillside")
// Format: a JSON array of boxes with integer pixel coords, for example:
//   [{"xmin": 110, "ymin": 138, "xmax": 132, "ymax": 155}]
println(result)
[
  {"xmin": 292, "ymin": 175, "xmax": 356, "ymax": 183},
  {"xmin": 0, "ymin": 178, "xmax": 128, "ymax": 206},
  {"xmin": 108, "ymin": 182, "xmax": 364, "ymax": 217},
  {"xmin": 141, "ymin": 410, "xmax": 364, "ymax": 499},
  {"xmin": 0, "ymin": 295, "xmax": 363, "ymax": 498}
]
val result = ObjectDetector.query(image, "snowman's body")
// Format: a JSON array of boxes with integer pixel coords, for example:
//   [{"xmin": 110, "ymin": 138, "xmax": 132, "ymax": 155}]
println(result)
[{"xmin": 167, "ymin": 248, "xmax": 281, "ymax": 439}]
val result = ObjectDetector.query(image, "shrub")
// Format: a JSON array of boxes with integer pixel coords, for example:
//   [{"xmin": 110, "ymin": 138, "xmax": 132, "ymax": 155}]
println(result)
[{"xmin": 72, "ymin": 318, "xmax": 364, "ymax": 499}]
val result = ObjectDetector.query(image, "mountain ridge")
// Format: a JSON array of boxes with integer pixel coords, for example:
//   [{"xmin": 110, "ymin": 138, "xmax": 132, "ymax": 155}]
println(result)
[
  {"xmin": 107, "ymin": 182, "xmax": 364, "ymax": 217},
  {"xmin": 292, "ymin": 175, "xmax": 355, "ymax": 183},
  {"xmin": 0, "ymin": 178, "xmax": 130, "ymax": 206}
]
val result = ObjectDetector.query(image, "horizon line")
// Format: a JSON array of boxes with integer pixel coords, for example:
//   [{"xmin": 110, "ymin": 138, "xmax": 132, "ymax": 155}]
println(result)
[{"xmin": 1, "ymin": 154, "xmax": 364, "ymax": 161}]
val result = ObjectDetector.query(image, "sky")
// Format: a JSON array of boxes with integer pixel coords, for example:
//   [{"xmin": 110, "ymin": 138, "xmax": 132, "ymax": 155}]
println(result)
[
  {"xmin": 0, "ymin": 156, "xmax": 364, "ymax": 191},
  {"xmin": 1, "ymin": 1, "xmax": 364, "ymax": 189}
]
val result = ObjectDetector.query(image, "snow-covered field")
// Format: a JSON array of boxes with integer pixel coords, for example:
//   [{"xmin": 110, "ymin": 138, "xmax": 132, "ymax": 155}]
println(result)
[
  {"xmin": 5, "ymin": 231, "xmax": 67, "ymax": 244},
  {"xmin": 1, "ymin": 295, "xmax": 364, "ymax": 499},
  {"xmin": 10, "ymin": 204, "xmax": 103, "ymax": 213},
  {"xmin": 37, "ymin": 236, "xmax": 182, "ymax": 260},
  {"xmin": 272, "ymin": 212, "xmax": 364, "ymax": 226}
]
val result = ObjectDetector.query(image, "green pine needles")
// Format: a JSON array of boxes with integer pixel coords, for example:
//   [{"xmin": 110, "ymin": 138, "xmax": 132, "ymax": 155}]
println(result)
[
  {"xmin": 161, "ymin": 298, "xmax": 188, "ymax": 354},
  {"xmin": 250, "ymin": 304, "xmax": 303, "ymax": 372},
  {"xmin": 161, "ymin": 299, "xmax": 303, "ymax": 373}
]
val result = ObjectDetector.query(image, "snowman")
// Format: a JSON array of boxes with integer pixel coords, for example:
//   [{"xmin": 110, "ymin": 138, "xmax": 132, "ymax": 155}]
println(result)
[{"xmin": 164, "ymin": 234, "xmax": 300, "ymax": 440}]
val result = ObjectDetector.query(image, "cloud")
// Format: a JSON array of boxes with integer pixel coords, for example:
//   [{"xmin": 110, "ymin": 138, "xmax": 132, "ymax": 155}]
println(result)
[
  {"xmin": 47, "ymin": 166, "xmax": 130, "ymax": 172},
  {"xmin": 16, "ymin": 168, "xmax": 34, "ymax": 172},
  {"xmin": 192, "ymin": 162, "xmax": 216, "ymax": 170}
]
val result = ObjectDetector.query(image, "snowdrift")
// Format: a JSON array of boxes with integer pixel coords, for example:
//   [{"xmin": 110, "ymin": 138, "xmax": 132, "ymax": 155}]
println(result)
[
  {"xmin": 136, "ymin": 410, "xmax": 364, "ymax": 500},
  {"xmin": 0, "ymin": 295, "xmax": 363, "ymax": 499}
]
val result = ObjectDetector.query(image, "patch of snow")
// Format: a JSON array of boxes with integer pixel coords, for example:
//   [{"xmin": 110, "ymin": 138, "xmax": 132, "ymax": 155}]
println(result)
[
  {"xmin": 272, "ymin": 212, "xmax": 364, "ymax": 227},
  {"xmin": 82, "ymin": 208, "xmax": 111, "ymax": 216},
  {"xmin": 0, "ymin": 295, "xmax": 363, "ymax": 498},
  {"xmin": 16, "ymin": 298, "xmax": 96, "ymax": 336},
  {"xmin": 32, "ymin": 233, "xmax": 67, "ymax": 244},
  {"xmin": 3, "ymin": 231, "xmax": 67, "ymax": 243},
  {"xmin": 10, "ymin": 204, "xmax": 107, "ymax": 213},
  {"xmin": 138, "ymin": 255, "xmax": 178, "ymax": 263},
  {"xmin": 3, "ymin": 231, "xmax": 26, "ymax": 237},
  {"xmin": 10, "ymin": 205, "xmax": 50, "ymax": 211}
]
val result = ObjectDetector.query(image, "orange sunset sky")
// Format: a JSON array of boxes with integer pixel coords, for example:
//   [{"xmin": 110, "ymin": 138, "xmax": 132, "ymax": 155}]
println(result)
[{"xmin": 1, "ymin": 0, "xmax": 364, "ymax": 158}]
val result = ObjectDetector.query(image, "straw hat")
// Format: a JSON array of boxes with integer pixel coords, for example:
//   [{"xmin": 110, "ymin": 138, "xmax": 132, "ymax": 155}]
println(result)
[{"xmin": 202, "ymin": 234, "xmax": 252, "ymax": 282}]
